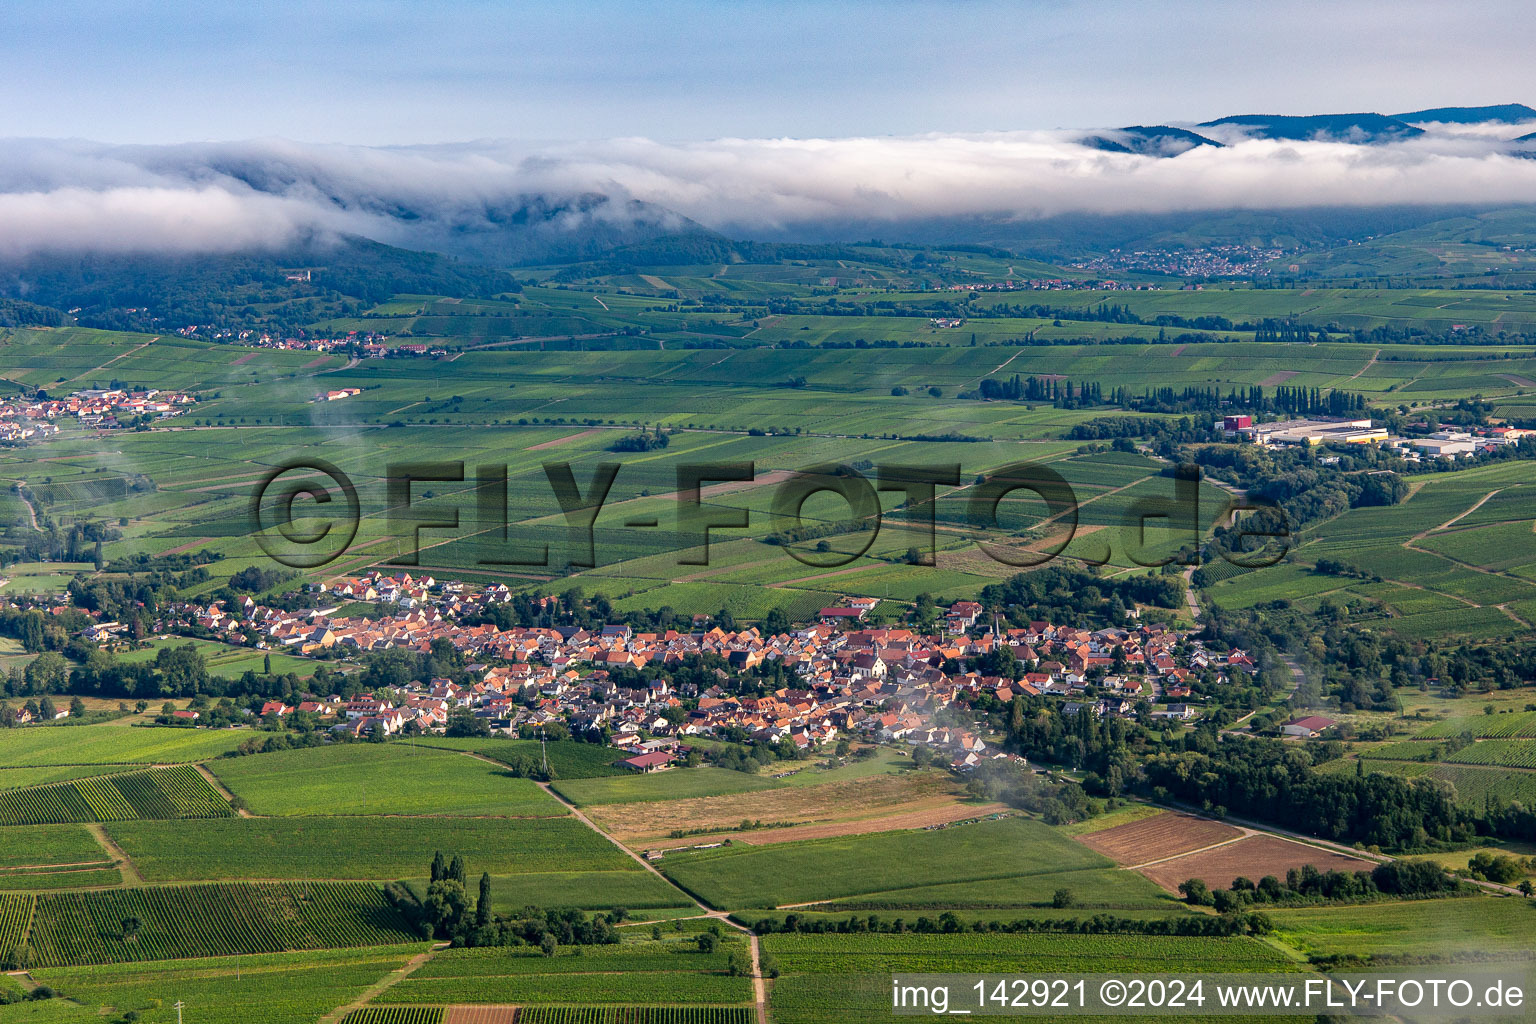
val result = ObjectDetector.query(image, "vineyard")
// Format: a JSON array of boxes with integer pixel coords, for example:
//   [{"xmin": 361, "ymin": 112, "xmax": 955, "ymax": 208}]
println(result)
[
  {"xmin": 1414, "ymin": 712, "xmax": 1536, "ymax": 739},
  {"xmin": 517, "ymin": 1010, "xmax": 756, "ymax": 1024},
  {"xmin": 24, "ymin": 882, "xmax": 417, "ymax": 966},
  {"xmin": 1444, "ymin": 739, "xmax": 1536, "ymax": 768},
  {"xmin": 0, "ymin": 893, "xmax": 32, "ymax": 952},
  {"xmin": 344, "ymin": 1009, "xmax": 446, "ymax": 1024},
  {"xmin": 0, "ymin": 765, "xmax": 232, "ymax": 826},
  {"xmin": 1339, "ymin": 758, "xmax": 1536, "ymax": 808}
]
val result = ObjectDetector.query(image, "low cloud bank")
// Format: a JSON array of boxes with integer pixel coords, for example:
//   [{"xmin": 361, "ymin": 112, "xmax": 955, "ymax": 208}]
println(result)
[{"xmin": 1, "ymin": 125, "xmax": 1534, "ymax": 256}]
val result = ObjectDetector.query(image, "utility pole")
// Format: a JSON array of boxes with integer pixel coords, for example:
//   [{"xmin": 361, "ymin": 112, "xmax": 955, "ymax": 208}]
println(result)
[
  {"xmin": 174, "ymin": 1001, "xmax": 185, "ymax": 1024},
  {"xmin": 540, "ymin": 727, "xmax": 548, "ymax": 776}
]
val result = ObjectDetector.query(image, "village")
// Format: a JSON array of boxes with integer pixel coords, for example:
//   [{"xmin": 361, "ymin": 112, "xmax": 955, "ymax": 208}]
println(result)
[
  {"xmin": 0, "ymin": 386, "xmax": 194, "ymax": 440},
  {"xmin": 51, "ymin": 569, "xmax": 1276, "ymax": 774}
]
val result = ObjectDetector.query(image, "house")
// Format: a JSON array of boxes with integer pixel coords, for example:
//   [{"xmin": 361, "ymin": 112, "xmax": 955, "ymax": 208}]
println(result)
[
  {"xmin": 1150, "ymin": 703, "xmax": 1196, "ymax": 721},
  {"xmin": 1281, "ymin": 715, "xmax": 1336, "ymax": 738},
  {"xmin": 618, "ymin": 750, "xmax": 676, "ymax": 773},
  {"xmin": 172, "ymin": 709, "xmax": 200, "ymax": 721}
]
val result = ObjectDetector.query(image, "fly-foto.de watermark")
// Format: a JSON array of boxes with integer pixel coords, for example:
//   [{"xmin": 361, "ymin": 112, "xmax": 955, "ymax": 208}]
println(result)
[{"xmin": 248, "ymin": 459, "xmax": 1292, "ymax": 572}]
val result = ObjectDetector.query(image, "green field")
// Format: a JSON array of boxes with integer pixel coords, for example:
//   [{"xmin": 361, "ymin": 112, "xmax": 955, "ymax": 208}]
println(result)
[
  {"xmin": 32, "ymin": 945, "xmax": 428, "ymax": 1024},
  {"xmin": 1268, "ymin": 896, "xmax": 1536, "ymax": 960},
  {"xmin": 551, "ymin": 768, "xmax": 784, "ymax": 807},
  {"xmin": 413, "ymin": 738, "xmax": 629, "ymax": 778},
  {"xmin": 105, "ymin": 816, "xmax": 639, "ymax": 881},
  {"xmin": 374, "ymin": 932, "xmax": 755, "ymax": 1007},
  {"xmin": 658, "ymin": 818, "xmax": 1110, "ymax": 908},
  {"xmin": 0, "ymin": 724, "xmax": 252, "ymax": 768},
  {"xmin": 763, "ymin": 931, "xmax": 1298, "ymax": 1024},
  {"xmin": 210, "ymin": 743, "xmax": 568, "ymax": 817}
]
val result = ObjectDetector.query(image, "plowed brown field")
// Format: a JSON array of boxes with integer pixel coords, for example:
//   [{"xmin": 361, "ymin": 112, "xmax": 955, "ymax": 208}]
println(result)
[
  {"xmin": 1077, "ymin": 812, "xmax": 1242, "ymax": 865},
  {"xmin": 1139, "ymin": 835, "xmax": 1374, "ymax": 892},
  {"xmin": 447, "ymin": 1007, "xmax": 519, "ymax": 1024}
]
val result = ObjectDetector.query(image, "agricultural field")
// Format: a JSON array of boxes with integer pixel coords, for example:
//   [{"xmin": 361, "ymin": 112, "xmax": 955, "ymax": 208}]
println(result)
[
  {"xmin": 31, "ymin": 945, "xmax": 430, "ymax": 1024},
  {"xmin": 373, "ymin": 932, "xmax": 755, "ymax": 1006},
  {"xmin": 18, "ymin": 882, "xmax": 419, "ymax": 966},
  {"xmin": 1136, "ymin": 835, "xmax": 1377, "ymax": 893},
  {"xmin": 0, "ymin": 765, "xmax": 231, "ymax": 826},
  {"xmin": 657, "ymin": 817, "xmax": 1111, "ymax": 908},
  {"xmin": 551, "ymin": 767, "xmax": 786, "ymax": 808},
  {"xmin": 11, "ymin": 320, "xmax": 1536, "ymax": 623},
  {"xmin": 1205, "ymin": 457, "xmax": 1536, "ymax": 642},
  {"xmin": 1268, "ymin": 896, "xmax": 1536, "ymax": 960},
  {"xmin": 1324, "ymin": 757, "xmax": 1536, "ymax": 809},
  {"xmin": 1075, "ymin": 812, "xmax": 1243, "ymax": 866},
  {"xmin": 105, "ymin": 816, "xmax": 639, "ymax": 881},
  {"xmin": 515, "ymin": 1010, "xmax": 754, "ymax": 1024},
  {"xmin": 414, "ymin": 739, "xmax": 629, "ymax": 779},
  {"xmin": 762, "ymin": 931, "xmax": 1299, "ymax": 1024},
  {"xmin": 0, "ymin": 723, "xmax": 252, "ymax": 768},
  {"xmin": 586, "ymin": 769, "xmax": 1005, "ymax": 850},
  {"xmin": 209, "ymin": 744, "xmax": 568, "ymax": 817}
]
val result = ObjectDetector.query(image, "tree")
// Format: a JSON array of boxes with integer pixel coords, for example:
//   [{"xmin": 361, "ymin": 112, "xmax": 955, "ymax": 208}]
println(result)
[
  {"xmin": 263, "ymin": 653, "xmax": 272, "ymax": 675},
  {"xmin": 422, "ymin": 879, "xmax": 469, "ymax": 941},
  {"xmin": 446, "ymin": 707, "xmax": 491, "ymax": 737},
  {"xmin": 1178, "ymin": 878, "xmax": 1212, "ymax": 906},
  {"xmin": 539, "ymin": 933, "xmax": 558, "ymax": 957},
  {"xmin": 69, "ymin": 696, "xmax": 85, "ymax": 718},
  {"xmin": 449, "ymin": 854, "xmax": 466, "ymax": 886},
  {"xmin": 23, "ymin": 653, "xmax": 67, "ymax": 694},
  {"xmin": 1051, "ymin": 888, "xmax": 1074, "ymax": 908},
  {"xmin": 430, "ymin": 851, "xmax": 447, "ymax": 883},
  {"xmin": 120, "ymin": 916, "xmax": 142, "ymax": 941},
  {"xmin": 37, "ymin": 696, "xmax": 56, "ymax": 721},
  {"xmin": 476, "ymin": 872, "xmax": 492, "ymax": 928}
]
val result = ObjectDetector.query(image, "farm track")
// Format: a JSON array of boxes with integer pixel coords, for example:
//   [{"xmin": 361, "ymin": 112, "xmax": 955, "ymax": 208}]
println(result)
[
  {"xmin": 1343, "ymin": 348, "xmax": 1380, "ymax": 383},
  {"xmin": 84, "ymin": 822, "xmax": 144, "ymax": 885},
  {"xmin": 530, "ymin": 778, "xmax": 768, "ymax": 1024},
  {"xmin": 318, "ymin": 944, "xmax": 446, "ymax": 1024},
  {"xmin": 62, "ymin": 337, "xmax": 160, "ymax": 385},
  {"xmin": 193, "ymin": 763, "xmax": 252, "ymax": 817}
]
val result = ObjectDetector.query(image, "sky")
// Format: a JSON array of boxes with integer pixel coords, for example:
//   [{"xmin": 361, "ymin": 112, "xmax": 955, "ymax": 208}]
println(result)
[
  {"xmin": 2, "ymin": 0, "xmax": 1536, "ymax": 145},
  {"xmin": 2, "ymin": 1, "xmax": 1536, "ymax": 256}
]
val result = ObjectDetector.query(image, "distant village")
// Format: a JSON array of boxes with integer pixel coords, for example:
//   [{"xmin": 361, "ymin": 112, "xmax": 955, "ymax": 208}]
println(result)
[
  {"xmin": 52, "ymin": 569, "xmax": 1274, "ymax": 773},
  {"xmin": 0, "ymin": 387, "xmax": 194, "ymax": 441}
]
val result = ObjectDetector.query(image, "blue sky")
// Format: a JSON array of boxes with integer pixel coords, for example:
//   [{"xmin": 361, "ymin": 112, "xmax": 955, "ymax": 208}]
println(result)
[{"xmin": 3, "ymin": 0, "xmax": 1536, "ymax": 144}]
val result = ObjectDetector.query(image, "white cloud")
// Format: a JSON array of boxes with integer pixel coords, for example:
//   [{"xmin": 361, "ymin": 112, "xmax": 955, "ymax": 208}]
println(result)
[{"xmin": 0, "ymin": 125, "xmax": 1533, "ymax": 256}]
